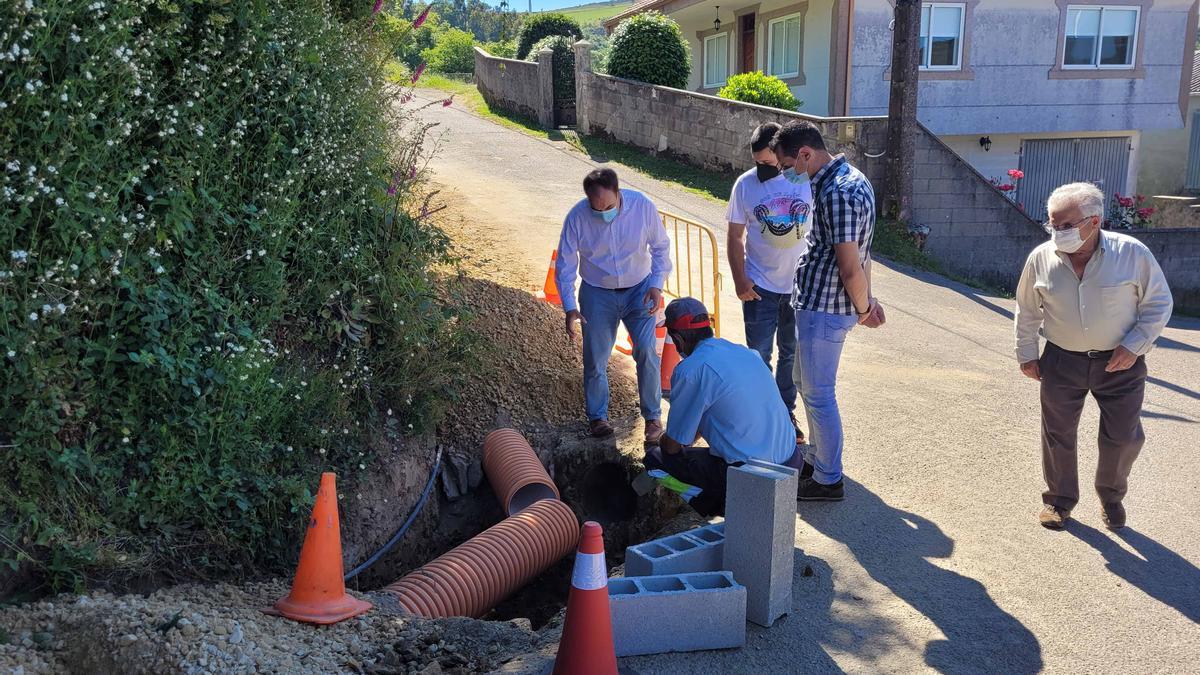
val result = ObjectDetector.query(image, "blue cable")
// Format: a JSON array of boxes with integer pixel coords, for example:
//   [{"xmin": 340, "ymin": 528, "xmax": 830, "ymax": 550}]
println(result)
[{"xmin": 344, "ymin": 445, "xmax": 443, "ymax": 581}]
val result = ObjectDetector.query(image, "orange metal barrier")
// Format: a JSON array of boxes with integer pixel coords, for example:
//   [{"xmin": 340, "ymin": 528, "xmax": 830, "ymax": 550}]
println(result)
[{"xmin": 659, "ymin": 211, "xmax": 722, "ymax": 337}]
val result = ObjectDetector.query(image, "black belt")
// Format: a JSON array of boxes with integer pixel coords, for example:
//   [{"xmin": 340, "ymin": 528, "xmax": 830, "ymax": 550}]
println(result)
[{"xmin": 1049, "ymin": 343, "xmax": 1114, "ymax": 359}]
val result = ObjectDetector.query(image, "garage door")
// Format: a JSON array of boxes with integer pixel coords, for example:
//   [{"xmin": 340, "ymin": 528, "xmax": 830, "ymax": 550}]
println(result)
[{"xmin": 1018, "ymin": 137, "xmax": 1131, "ymax": 221}]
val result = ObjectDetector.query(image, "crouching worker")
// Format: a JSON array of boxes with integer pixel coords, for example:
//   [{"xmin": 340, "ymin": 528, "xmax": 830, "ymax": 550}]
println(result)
[{"xmin": 644, "ymin": 297, "xmax": 802, "ymax": 516}]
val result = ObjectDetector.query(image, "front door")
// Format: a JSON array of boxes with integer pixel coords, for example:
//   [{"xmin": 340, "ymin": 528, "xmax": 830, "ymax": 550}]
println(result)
[{"xmin": 740, "ymin": 14, "xmax": 756, "ymax": 73}]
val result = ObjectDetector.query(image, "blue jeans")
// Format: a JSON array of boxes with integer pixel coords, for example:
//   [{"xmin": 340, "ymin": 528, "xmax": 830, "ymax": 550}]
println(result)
[
  {"xmin": 794, "ymin": 309, "xmax": 857, "ymax": 485},
  {"xmin": 579, "ymin": 276, "xmax": 662, "ymax": 421},
  {"xmin": 743, "ymin": 285, "xmax": 798, "ymax": 412}
]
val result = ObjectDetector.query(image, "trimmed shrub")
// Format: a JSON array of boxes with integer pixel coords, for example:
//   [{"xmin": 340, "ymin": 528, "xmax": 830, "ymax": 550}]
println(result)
[
  {"xmin": 423, "ymin": 27, "xmax": 477, "ymax": 74},
  {"xmin": 606, "ymin": 12, "xmax": 690, "ymax": 89},
  {"xmin": 515, "ymin": 12, "xmax": 583, "ymax": 60},
  {"xmin": 1, "ymin": 0, "xmax": 471, "ymax": 592},
  {"xmin": 718, "ymin": 72, "xmax": 802, "ymax": 112},
  {"xmin": 530, "ymin": 36, "xmax": 576, "ymax": 101}
]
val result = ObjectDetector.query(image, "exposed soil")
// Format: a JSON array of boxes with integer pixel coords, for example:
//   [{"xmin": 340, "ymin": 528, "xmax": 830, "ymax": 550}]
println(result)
[{"xmin": 0, "ymin": 184, "xmax": 688, "ymax": 674}]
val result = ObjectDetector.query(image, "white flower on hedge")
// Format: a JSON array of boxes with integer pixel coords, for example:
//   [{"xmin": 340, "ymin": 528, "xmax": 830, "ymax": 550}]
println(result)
[
  {"xmin": 55, "ymin": 303, "xmax": 65, "ymax": 314},
  {"xmin": 28, "ymin": 312, "xmax": 37, "ymax": 321},
  {"xmin": 11, "ymin": 250, "xmax": 28, "ymax": 262},
  {"xmin": 6, "ymin": 351, "xmax": 14, "ymax": 358}
]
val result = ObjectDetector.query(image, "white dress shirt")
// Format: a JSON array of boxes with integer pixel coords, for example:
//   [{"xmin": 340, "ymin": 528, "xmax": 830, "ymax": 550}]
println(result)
[
  {"xmin": 555, "ymin": 189, "xmax": 673, "ymax": 313},
  {"xmin": 1014, "ymin": 230, "xmax": 1173, "ymax": 364}
]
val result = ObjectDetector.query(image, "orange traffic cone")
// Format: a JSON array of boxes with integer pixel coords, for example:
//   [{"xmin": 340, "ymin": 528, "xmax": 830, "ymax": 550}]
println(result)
[
  {"xmin": 552, "ymin": 522, "xmax": 618, "ymax": 675},
  {"xmin": 660, "ymin": 335, "xmax": 681, "ymax": 397},
  {"xmin": 536, "ymin": 250, "xmax": 562, "ymax": 305},
  {"xmin": 264, "ymin": 472, "xmax": 372, "ymax": 624}
]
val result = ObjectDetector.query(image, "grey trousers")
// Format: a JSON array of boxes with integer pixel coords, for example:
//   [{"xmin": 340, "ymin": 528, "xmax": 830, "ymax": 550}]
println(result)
[{"xmin": 1040, "ymin": 342, "xmax": 1147, "ymax": 510}]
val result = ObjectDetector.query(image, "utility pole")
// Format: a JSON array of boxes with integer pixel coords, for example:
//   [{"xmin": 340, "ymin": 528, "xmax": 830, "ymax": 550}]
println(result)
[{"xmin": 884, "ymin": 0, "xmax": 920, "ymax": 223}]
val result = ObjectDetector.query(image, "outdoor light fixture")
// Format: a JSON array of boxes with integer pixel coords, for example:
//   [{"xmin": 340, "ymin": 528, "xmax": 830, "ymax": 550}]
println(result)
[
  {"xmin": 714, "ymin": 6, "xmax": 721, "ymax": 31},
  {"xmin": 980, "ymin": 136, "xmax": 993, "ymax": 152}
]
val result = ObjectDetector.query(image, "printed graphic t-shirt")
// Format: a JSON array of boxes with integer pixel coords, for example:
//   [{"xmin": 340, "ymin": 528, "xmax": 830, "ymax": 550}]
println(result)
[{"xmin": 726, "ymin": 168, "xmax": 814, "ymax": 294}]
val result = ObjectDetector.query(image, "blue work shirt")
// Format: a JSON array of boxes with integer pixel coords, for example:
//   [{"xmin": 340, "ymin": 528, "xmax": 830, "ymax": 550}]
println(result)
[
  {"xmin": 555, "ymin": 189, "xmax": 673, "ymax": 313},
  {"xmin": 665, "ymin": 338, "xmax": 796, "ymax": 465}
]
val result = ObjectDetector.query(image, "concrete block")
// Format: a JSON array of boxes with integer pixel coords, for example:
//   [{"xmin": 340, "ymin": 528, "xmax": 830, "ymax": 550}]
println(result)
[
  {"xmin": 723, "ymin": 460, "xmax": 797, "ymax": 627},
  {"xmin": 608, "ymin": 571, "xmax": 746, "ymax": 657},
  {"xmin": 624, "ymin": 522, "xmax": 725, "ymax": 576}
]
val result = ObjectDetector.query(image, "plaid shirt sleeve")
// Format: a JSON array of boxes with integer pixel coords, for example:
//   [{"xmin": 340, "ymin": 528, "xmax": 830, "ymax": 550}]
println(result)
[{"xmin": 829, "ymin": 184, "xmax": 866, "ymax": 245}]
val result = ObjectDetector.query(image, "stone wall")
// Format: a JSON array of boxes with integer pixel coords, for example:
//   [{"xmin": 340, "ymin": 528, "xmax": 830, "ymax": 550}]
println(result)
[
  {"xmin": 568, "ymin": 41, "xmax": 1200, "ymax": 314},
  {"xmin": 474, "ymin": 47, "xmax": 554, "ymax": 129}
]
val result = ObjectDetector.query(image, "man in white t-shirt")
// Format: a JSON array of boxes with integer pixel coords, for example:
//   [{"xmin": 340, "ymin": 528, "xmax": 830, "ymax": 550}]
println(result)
[{"xmin": 726, "ymin": 122, "xmax": 814, "ymax": 442}]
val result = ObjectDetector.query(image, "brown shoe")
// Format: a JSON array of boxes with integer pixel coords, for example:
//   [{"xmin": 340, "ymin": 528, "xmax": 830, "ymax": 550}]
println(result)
[
  {"xmin": 1039, "ymin": 504, "xmax": 1071, "ymax": 529},
  {"xmin": 644, "ymin": 419, "xmax": 664, "ymax": 445},
  {"xmin": 1101, "ymin": 502, "xmax": 1126, "ymax": 530},
  {"xmin": 589, "ymin": 419, "xmax": 614, "ymax": 438},
  {"xmin": 790, "ymin": 413, "xmax": 806, "ymax": 445}
]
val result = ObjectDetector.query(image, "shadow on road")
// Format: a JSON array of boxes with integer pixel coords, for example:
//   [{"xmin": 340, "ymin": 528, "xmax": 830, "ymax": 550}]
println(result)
[
  {"xmin": 1065, "ymin": 522, "xmax": 1200, "ymax": 623},
  {"xmin": 799, "ymin": 479, "xmax": 1043, "ymax": 674}
]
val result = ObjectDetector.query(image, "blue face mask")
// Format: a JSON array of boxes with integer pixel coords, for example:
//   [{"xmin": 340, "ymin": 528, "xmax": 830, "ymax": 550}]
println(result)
[
  {"xmin": 782, "ymin": 167, "xmax": 806, "ymax": 184},
  {"xmin": 593, "ymin": 206, "xmax": 619, "ymax": 223}
]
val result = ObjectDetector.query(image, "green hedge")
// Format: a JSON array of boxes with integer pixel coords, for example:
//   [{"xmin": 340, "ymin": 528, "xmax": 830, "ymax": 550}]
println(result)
[
  {"xmin": 530, "ymin": 35, "xmax": 576, "ymax": 101},
  {"xmin": 606, "ymin": 12, "xmax": 690, "ymax": 90},
  {"xmin": 0, "ymin": 0, "xmax": 471, "ymax": 592},
  {"xmin": 718, "ymin": 72, "xmax": 802, "ymax": 112},
  {"xmin": 423, "ymin": 27, "xmax": 477, "ymax": 74},
  {"xmin": 516, "ymin": 12, "xmax": 582, "ymax": 60}
]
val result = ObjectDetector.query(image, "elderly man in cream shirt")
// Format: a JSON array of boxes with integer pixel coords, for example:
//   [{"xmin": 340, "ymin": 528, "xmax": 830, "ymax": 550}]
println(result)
[{"xmin": 1015, "ymin": 182, "xmax": 1172, "ymax": 531}]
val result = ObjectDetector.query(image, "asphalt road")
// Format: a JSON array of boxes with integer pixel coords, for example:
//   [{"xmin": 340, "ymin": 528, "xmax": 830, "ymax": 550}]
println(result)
[{"xmin": 414, "ymin": 91, "xmax": 1200, "ymax": 674}]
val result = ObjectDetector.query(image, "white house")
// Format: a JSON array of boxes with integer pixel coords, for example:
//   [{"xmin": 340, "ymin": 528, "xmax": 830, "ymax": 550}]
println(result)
[{"xmin": 605, "ymin": 0, "xmax": 1199, "ymax": 218}]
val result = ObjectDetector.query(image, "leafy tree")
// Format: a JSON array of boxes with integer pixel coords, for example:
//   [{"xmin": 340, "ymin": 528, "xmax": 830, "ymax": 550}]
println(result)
[
  {"xmin": 516, "ymin": 12, "xmax": 583, "ymax": 59},
  {"xmin": 606, "ymin": 11, "xmax": 690, "ymax": 89},
  {"xmin": 422, "ymin": 27, "xmax": 477, "ymax": 73},
  {"xmin": 718, "ymin": 72, "xmax": 802, "ymax": 111},
  {"xmin": 381, "ymin": 8, "xmax": 448, "ymax": 68},
  {"xmin": 482, "ymin": 39, "xmax": 518, "ymax": 58}
]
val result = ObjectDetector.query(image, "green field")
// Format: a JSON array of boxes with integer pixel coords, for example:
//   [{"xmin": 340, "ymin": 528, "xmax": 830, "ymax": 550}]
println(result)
[{"xmin": 556, "ymin": 1, "xmax": 633, "ymax": 23}]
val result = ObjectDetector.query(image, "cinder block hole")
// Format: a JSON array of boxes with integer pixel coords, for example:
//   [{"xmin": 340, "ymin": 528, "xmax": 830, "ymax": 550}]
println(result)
[
  {"xmin": 689, "ymin": 529, "xmax": 723, "ymax": 543},
  {"xmin": 508, "ymin": 483, "xmax": 558, "ymax": 515},
  {"xmin": 640, "ymin": 577, "xmax": 686, "ymax": 592},
  {"xmin": 686, "ymin": 574, "xmax": 733, "ymax": 590},
  {"xmin": 640, "ymin": 543, "xmax": 672, "ymax": 558},
  {"xmin": 608, "ymin": 579, "xmax": 640, "ymax": 596},
  {"xmin": 581, "ymin": 462, "xmax": 638, "ymax": 525},
  {"xmin": 663, "ymin": 536, "xmax": 697, "ymax": 552}
]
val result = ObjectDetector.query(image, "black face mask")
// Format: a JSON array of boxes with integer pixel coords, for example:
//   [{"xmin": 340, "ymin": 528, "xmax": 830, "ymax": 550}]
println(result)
[{"xmin": 755, "ymin": 163, "xmax": 780, "ymax": 182}]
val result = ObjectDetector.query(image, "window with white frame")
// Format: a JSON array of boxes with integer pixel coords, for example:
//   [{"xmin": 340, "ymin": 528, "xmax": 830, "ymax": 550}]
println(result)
[
  {"xmin": 703, "ymin": 33, "xmax": 729, "ymax": 88},
  {"xmin": 767, "ymin": 13, "xmax": 802, "ymax": 79},
  {"xmin": 919, "ymin": 3, "xmax": 965, "ymax": 70},
  {"xmin": 1063, "ymin": 5, "xmax": 1139, "ymax": 68}
]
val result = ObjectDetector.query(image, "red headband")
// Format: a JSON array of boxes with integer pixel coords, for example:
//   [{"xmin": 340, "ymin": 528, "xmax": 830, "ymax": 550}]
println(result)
[{"xmin": 669, "ymin": 313, "xmax": 710, "ymax": 330}]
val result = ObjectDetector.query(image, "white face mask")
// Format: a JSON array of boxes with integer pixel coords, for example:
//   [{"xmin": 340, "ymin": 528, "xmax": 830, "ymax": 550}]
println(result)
[{"xmin": 1052, "ymin": 227, "xmax": 1086, "ymax": 253}]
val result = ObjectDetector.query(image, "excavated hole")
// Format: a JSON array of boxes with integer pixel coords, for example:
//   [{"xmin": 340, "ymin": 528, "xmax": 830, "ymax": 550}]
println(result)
[{"xmin": 581, "ymin": 462, "xmax": 638, "ymax": 525}]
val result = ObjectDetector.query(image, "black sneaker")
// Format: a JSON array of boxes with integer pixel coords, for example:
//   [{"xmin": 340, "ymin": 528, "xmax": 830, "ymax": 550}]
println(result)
[
  {"xmin": 797, "ymin": 477, "xmax": 844, "ymax": 501},
  {"xmin": 799, "ymin": 461, "xmax": 814, "ymax": 480}
]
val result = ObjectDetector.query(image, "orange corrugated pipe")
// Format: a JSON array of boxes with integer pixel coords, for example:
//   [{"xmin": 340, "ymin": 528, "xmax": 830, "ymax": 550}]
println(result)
[
  {"xmin": 483, "ymin": 428, "xmax": 560, "ymax": 515},
  {"xmin": 382, "ymin": 499, "xmax": 578, "ymax": 618}
]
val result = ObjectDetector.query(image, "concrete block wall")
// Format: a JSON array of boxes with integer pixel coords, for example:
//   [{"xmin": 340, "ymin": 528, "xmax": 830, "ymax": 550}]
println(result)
[
  {"xmin": 474, "ymin": 47, "xmax": 554, "ymax": 129},
  {"xmin": 1129, "ymin": 227, "xmax": 1200, "ymax": 314},
  {"xmin": 608, "ymin": 571, "xmax": 747, "ymax": 657},
  {"xmin": 624, "ymin": 522, "xmax": 725, "ymax": 577}
]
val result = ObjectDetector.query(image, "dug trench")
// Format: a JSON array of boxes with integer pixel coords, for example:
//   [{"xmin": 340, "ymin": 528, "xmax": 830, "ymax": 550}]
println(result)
[{"xmin": 0, "ymin": 186, "xmax": 698, "ymax": 674}]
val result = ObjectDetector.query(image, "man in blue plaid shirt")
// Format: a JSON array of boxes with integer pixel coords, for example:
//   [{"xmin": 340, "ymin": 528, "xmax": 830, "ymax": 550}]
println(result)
[{"xmin": 772, "ymin": 121, "xmax": 886, "ymax": 501}]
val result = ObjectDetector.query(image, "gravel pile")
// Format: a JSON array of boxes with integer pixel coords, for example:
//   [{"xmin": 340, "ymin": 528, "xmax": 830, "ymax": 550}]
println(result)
[
  {"xmin": 0, "ymin": 581, "xmax": 546, "ymax": 674},
  {"xmin": 434, "ymin": 198, "xmax": 640, "ymax": 451}
]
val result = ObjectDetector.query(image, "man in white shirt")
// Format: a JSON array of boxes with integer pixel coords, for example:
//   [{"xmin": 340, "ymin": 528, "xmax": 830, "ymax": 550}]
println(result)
[
  {"xmin": 557, "ymin": 168, "xmax": 673, "ymax": 443},
  {"xmin": 1015, "ymin": 182, "xmax": 1173, "ymax": 531},
  {"xmin": 727, "ymin": 122, "xmax": 814, "ymax": 442}
]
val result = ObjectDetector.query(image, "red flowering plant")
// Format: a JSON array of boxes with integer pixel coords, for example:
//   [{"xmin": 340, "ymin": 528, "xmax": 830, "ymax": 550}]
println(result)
[
  {"xmin": 988, "ymin": 168, "xmax": 1024, "ymax": 204},
  {"xmin": 1106, "ymin": 192, "xmax": 1156, "ymax": 229}
]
